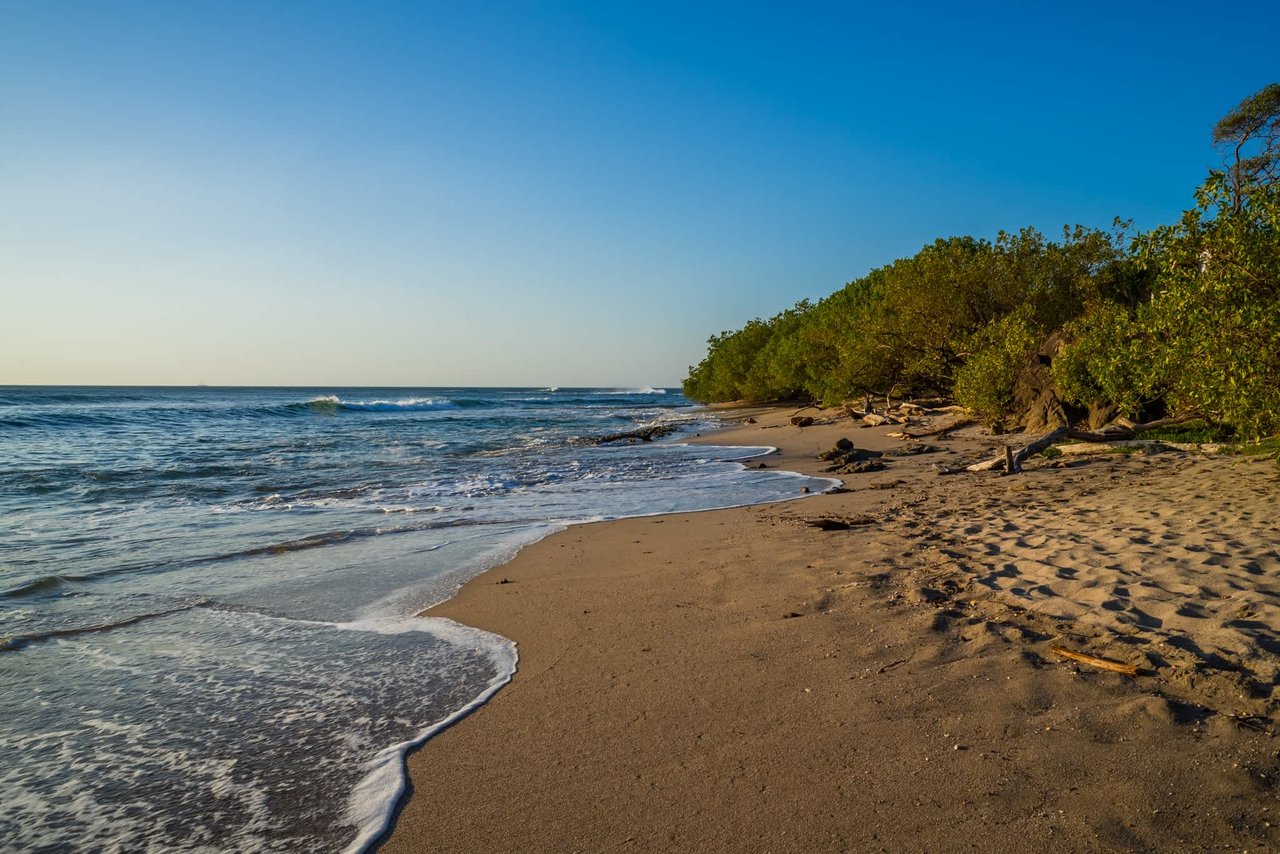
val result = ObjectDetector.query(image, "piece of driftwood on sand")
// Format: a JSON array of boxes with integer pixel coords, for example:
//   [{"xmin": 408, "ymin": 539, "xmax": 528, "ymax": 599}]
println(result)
[
  {"xmin": 935, "ymin": 416, "xmax": 1203, "ymax": 475},
  {"xmin": 1048, "ymin": 645, "xmax": 1140, "ymax": 677},
  {"xmin": 898, "ymin": 415, "xmax": 978, "ymax": 439}
]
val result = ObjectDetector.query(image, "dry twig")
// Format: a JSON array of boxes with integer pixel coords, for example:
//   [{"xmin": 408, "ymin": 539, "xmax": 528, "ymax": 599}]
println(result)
[{"xmin": 1049, "ymin": 645, "xmax": 1139, "ymax": 677}]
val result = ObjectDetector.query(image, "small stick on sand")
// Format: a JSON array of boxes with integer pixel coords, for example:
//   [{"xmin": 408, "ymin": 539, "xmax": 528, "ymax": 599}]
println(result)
[{"xmin": 1049, "ymin": 645, "xmax": 1139, "ymax": 677}]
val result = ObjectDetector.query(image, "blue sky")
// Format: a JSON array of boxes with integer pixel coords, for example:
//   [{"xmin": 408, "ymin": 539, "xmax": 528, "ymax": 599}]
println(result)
[{"xmin": 2, "ymin": 1, "xmax": 1275, "ymax": 387}]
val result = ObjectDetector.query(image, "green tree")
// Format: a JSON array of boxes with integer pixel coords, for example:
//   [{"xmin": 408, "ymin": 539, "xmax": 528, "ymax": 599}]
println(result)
[
  {"xmin": 1214, "ymin": 83, "xmax": 1280, "ymax": 209},
  {"xmin": 1133, "ymin": 171, "xmax": 1280, "ymax": 437},
  {"xmin": 682, "ymin": 319, "xmax": 775, "ymax": 402}
]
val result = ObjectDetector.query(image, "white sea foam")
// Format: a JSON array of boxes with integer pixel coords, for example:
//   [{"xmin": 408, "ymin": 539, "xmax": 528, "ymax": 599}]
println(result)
[
  {"xmin": 0, "ymin": 606, "xmax": 519, "ymax": 854},
  {"xmin": 304, "ymin": 395, "xmax": 457, "ymax": 412},
  {"xmin": 339, "ymin": 618, "xmax": 517, "ymax": 854}
]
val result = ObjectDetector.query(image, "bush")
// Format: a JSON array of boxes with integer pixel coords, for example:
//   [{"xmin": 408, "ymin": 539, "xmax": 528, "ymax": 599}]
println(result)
[
  {"xmin": 1051, "ymin": 302, "xmax": 1154, "ymax": 418},
  {"xmin": 953, "ymin": 306, "xmax": 1040, "ymax": 421}
]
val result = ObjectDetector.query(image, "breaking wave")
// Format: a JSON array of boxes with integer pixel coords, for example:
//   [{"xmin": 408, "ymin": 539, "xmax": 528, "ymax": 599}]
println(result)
[{"xmin": 303, "ymin": 396, "xmax": 459, "ymax": 413}]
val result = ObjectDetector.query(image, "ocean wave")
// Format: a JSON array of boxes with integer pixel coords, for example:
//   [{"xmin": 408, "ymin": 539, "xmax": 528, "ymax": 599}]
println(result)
[
  {"xmin": 1, "ymin": 574, "xmax": 80, "ymax": 598},
  {"xmin": 595, "ymin": 387, "xmax": 666, "ymax": 395},
  {"xmin": 302, "ymin": 396, "xmax": 459, "ymax": 413},
  {"xmin": 0, "ymin": 409, "xmax": 131, "ymax": 430},
  {"xmin": 0, "ymin": 598, "xmax": 210, "ymax": 653},
  {"xmin": 2, "ymin": 396, "xmax": 462, "ymax": 430}
]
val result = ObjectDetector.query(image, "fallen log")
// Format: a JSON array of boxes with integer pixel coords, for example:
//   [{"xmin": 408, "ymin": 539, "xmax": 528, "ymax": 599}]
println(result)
[
  {"xmin": 937, "ymin": 415, "xmax": 1206, "ymax": 475},
  {"xmin": 945, "ymin": 427, "xmax": 1071, "ymax": 474}
]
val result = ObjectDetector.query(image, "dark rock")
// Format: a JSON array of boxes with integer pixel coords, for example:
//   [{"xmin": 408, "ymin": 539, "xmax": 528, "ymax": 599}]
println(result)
[
  {"xmin": 1010, "ymin": 332, "xmax": 1079, "ymax": 434},
  {"xmin": 835, "ymin": 437, "xmax": 854, "ymax": 451},
  {"xmin": 790, "ymin": 416, "xmax": 815, "ymax": 427},
  {"xmin": 821, "ymin": 447, "xmax": 884, "ymax": 470}
]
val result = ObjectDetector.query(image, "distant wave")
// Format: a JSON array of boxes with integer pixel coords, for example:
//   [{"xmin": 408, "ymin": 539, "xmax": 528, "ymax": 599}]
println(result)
[
  {"xmin": 302, "ymin": 396, "xmax": 459, "ymax": 413},
  {"xmin": 2, "ymin": 390, "xmax": 673, "ymax": 430},
  {"xmin": 0, "ymin": 409, "xmax": 130, "ymax": 429},
  {"xmin": 1, "ymin": 396, "xmax": 461, "ymax": 429}
]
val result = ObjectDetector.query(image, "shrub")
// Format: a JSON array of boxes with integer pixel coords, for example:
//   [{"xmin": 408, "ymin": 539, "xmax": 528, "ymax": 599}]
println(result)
[{"xmin": 953, "ymin": 306, "xmax": 1040, "ymax": 421}]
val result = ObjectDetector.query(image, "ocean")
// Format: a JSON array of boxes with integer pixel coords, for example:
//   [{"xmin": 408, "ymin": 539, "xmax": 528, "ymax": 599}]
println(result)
[{"xmin": 0, "ymin": 386, "xmax": 831, "ymax": 852}]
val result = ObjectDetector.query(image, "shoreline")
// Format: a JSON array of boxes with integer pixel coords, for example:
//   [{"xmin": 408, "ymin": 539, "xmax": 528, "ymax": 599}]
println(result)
[
  {"xmin": 352, "ymin": 421, "xmax": 834, "ymax": 851},
  {"xmin": 379, "ymin": 405, "xmax": 1280, "ymax": 851}
]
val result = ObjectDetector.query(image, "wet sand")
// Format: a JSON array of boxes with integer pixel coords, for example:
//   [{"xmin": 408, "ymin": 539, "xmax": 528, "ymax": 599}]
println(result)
[{"xmin": 380, "ymin": 406, "xmax": 1280, "ymax": 851}]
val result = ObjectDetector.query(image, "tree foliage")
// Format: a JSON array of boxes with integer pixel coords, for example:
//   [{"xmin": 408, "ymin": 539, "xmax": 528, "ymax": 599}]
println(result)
[
  {"xmin": 1136, "ymin": 173, "xmax": 1280, "ymax": 437},
  {"xmin": 684, "ymin": 84, "xmax": 1280, "ymax": 439},
  {"xmin": 952, "ymin": 305, "xmax": 1041, "ymax": 421},
  {"xmin": 684, "ymin": 226, "xmax": 1126, "ymax": 406}
]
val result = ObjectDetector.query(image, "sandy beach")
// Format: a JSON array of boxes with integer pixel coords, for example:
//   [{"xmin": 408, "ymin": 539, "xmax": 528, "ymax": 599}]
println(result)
[{"xmin": 381, "ymin": 406, "xmax": 1280, "ymax": 851}]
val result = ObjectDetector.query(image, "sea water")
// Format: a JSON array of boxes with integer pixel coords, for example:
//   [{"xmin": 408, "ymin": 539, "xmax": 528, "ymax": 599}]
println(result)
[{"xmin": 0, "ymin": 386, "xmax": 831, "ymax": 852}]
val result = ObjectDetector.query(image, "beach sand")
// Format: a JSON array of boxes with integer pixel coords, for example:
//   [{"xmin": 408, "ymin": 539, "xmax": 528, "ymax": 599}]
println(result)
[{"xmin": 380, "ymin": 406, "xmax": 1280, "ymax": 851}]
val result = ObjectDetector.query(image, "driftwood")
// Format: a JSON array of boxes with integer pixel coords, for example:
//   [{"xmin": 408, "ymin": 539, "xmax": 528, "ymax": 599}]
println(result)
[
  {"xmin": 901, "ymin": 416, "xmax": 978, "ymax": 439},
  {"xmin": 587, "ymin": 424, "xmax": 677, "ymax": 444},
  {"xmin": 1049, "ymin": 645, "xmax": 1139, "ymax": 677},
  {"xmin": 936, "ymin": 427, "xmax": 1079, "ymax": 474},
  {"xmin": 937, "ymin": 415, "xmax": 1204, "ymax": 475}
]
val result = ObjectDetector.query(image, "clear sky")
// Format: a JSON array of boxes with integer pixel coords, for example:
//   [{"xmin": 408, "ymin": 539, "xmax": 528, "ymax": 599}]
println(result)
[{"xmin": 2, "ymin": 1, "xmax": 1275, "ymax": 387}]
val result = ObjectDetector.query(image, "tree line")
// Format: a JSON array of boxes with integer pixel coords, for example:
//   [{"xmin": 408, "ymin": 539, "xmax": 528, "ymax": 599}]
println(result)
[{"xmin": 682, "ymin": 85, "xmax": 1280, "ymax": 439}]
